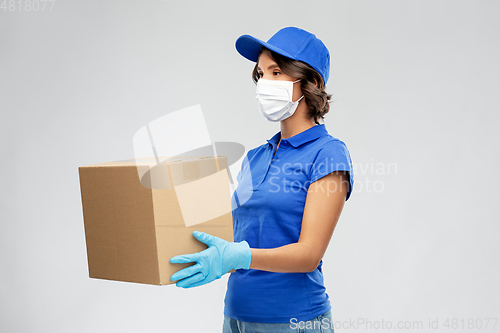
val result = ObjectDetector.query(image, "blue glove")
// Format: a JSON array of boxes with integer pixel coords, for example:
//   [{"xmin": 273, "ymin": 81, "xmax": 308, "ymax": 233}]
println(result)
[{"xmin": 170, "ymin": 231, "xmax": 252, "ymax": 288}]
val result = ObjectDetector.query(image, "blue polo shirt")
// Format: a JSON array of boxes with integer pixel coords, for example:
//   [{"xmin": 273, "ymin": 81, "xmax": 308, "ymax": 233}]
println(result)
[{"xmin": 224, "ymin": 123, "xmax": 354, "ymax": 323}]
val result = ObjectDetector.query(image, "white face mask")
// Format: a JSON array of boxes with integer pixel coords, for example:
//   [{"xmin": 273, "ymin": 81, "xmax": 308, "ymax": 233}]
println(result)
[{"xmin": 255, "ymin": 78, "xmax": 304, "ymax": 122}]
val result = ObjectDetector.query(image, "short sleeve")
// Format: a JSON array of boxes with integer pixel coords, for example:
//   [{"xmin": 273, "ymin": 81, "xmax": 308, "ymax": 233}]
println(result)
[{"xmin": 309, "ymin": 140, "xmax": 354, "ymax": 201}]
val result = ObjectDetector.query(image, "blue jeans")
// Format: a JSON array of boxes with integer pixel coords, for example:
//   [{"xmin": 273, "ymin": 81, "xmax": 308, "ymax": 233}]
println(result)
[{"xmin": 222, "ymin": 310, "xmax": 334, "ymax": 333}]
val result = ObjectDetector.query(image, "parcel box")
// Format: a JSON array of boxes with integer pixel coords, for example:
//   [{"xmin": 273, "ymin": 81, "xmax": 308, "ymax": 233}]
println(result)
[{"xmin": 78, "ymin": 155, "xmax": 234, "ymax": 285}]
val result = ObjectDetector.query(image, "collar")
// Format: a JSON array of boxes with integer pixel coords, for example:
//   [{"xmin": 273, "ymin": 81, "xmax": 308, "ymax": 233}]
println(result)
[{"xmin": 266, "ymin": 124, "xmax": 328, "ymax": 148}]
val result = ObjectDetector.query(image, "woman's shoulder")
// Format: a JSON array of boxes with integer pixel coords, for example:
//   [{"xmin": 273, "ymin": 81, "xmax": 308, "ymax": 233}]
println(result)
[
  {"xmin": 247, "ymin": 141, "xmax": 270, "ymax": 158},
  {"xmin": 238, "ymin": 143, "xmax": 267, "ymax": 168},
  {"xmin": 313, "ymin": 133, "xmax": 351, "ymax": 153}
]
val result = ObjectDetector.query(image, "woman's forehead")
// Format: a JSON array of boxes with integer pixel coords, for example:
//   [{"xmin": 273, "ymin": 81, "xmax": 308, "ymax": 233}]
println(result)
[{"xmin": 257, "ymin": 51, "xmax": 278, "ymax": 70}]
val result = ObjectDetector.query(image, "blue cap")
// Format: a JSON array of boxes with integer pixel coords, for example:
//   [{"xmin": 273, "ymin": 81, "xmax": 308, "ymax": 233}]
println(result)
[{"xmin": 235, "ymin": 27, "xmax": 330, "ymax": 84}]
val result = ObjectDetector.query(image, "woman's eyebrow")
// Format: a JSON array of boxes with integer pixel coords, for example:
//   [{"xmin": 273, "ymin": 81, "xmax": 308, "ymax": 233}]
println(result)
[{"xmin": 257, "ymin": 64, "xmax": 280, "ymax": 71}]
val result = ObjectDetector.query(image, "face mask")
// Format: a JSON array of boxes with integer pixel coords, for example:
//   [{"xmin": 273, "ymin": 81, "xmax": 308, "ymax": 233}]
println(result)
[{"xmin": 255, "ymin": 78, "xmax": 304, "ymax": 122}]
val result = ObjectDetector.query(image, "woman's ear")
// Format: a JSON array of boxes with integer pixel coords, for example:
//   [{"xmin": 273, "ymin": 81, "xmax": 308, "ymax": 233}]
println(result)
[{"xmin": 313, "ymin": 78, "xmax": 319, "ymax": 88}]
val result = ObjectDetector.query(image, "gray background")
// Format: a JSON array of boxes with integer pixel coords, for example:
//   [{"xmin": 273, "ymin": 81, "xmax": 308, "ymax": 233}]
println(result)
[{"xmin": 1, "ymin": 0, "xmax": 499, "ymax": 332}]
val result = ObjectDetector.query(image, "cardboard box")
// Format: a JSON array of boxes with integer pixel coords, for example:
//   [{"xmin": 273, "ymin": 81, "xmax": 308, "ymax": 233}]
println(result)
[{"xmin": 78, "ymin": 155, "xmax": 234, "ymax": 286}]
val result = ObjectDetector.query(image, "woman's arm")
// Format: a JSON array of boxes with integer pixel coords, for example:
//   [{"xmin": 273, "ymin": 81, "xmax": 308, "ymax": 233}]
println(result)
[{"xmin": 249, "ymin": 171, "xmax": 349, "ymax": 273}]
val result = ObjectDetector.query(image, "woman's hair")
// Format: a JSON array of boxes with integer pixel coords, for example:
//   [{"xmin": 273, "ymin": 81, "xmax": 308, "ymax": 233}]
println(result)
[{"xmin": 252, "ymin": 47, "xmax": 332, "ymax": 125}]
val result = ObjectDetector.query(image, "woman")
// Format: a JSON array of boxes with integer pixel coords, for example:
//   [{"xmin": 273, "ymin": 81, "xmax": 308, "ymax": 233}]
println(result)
[{"xmin": 170, "ymin": 27, "xmax": 354, "ymax": 332}]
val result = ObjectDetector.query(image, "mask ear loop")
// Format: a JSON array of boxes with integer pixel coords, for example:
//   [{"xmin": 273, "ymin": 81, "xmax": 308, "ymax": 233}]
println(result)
[
  {"xmin": 294, "ymin": 95, "xmax": 305, "ymax": 104},
  {"xmin": 292, "ymin": 79, "xmax": 304, "ymax": 103}
]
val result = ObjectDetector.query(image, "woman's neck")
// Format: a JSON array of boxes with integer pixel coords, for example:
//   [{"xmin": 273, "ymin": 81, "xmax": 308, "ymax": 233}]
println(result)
[{"xmin": 279, "ymin": 117, "xmax": 316, "ymax": 141}]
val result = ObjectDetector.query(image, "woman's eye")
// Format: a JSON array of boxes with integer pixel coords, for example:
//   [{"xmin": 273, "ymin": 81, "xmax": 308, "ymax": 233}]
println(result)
[{"xmin": 273, "ymin": 71, "xmax": 281, "ymax": 76}]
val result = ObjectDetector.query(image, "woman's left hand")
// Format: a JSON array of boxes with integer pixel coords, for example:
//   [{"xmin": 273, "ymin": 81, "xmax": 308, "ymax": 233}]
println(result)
[{"xmin": 170, "ymin": 231, "xmax": 251, "ymax": 288}]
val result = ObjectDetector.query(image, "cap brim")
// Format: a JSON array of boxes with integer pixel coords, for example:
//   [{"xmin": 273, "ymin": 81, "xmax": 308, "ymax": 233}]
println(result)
[{"xmin": 235, "ymin": 34, "xmax": 295, "ymax": 63}]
